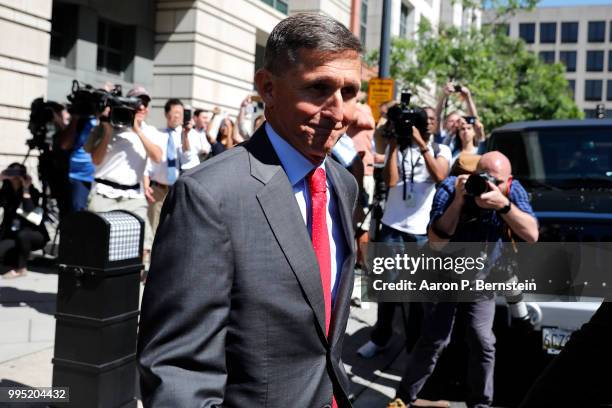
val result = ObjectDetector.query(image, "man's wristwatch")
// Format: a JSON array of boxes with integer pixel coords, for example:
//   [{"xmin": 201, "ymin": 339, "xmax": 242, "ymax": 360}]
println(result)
[
  {"xmin": 498, "ymin": 199, "xmax": 512, "ymax": 214},
  {"xmin": 420, "ymin": 147, "xmax": 429, "ymax": 155}
]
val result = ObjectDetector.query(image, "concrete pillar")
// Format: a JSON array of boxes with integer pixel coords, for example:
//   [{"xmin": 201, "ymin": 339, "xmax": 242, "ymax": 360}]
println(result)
[
  {"xmin": 0, "ymin": 0, "xmax": 52, "ymax": 167},
  {"xmin": 351, "ymin": 0, "xmax": 361, "ymax": 37},
  {"xmin": 151, "ymin": 0, "xmax": 285, "ymax": 127}
]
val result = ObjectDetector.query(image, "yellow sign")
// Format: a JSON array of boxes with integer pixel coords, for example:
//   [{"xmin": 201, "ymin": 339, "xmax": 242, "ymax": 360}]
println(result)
[{"xmin": 367, "ymin": 78, "xmax": 395, "ymax": 122}]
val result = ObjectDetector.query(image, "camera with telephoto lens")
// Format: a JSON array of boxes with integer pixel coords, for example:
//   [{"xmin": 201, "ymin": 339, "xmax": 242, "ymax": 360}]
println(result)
[
  {"xmin": 384, "ymin": 90, "xmax": 429, "ymax": 146},
  {"xmin": 67, "ymin": 80, "xmax": 143, "ymax": 129},
  {"xmin": 465, "ymin": 172, "xmax": 498, "ymax": 196}
]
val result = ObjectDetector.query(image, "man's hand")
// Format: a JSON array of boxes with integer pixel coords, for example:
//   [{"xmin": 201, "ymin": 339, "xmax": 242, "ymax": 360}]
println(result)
[
  {"xmin": 21, "ymin": 174, "xmax": 32, "ymax": 190},
  {"xmin": 475, "ymin": 181, "xmax": 509, "ymax": 210},
  {"xmin": 453, "ymin": 174, "xmax": 469, "ymax": 205},
  {"xmin": 133, "ymin": 114, "xmax": 142, "ymax": 133},
  {"xmin": 145, "ymin": 185, "xmax": 156, "ymax": 204},
  {"xmin": 443, "ymin": 82, "xmax": 455, "ymax": 96},
  {"xmin": 240, "ymin": 95, "xmax": 252, "ymax": 110},
  {"xmin": 412, "ymin": 126, "xmax": 427, "ymax": 150},
  {"xmin": 459, "ymin": 85, "xmax": 471, "ymax": 97}
]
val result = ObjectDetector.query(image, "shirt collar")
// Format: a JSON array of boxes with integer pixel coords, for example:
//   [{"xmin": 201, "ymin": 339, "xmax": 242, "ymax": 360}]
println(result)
[{"xmin": 266, "ymin": 122, "xmax": 325, "ymax": 187}]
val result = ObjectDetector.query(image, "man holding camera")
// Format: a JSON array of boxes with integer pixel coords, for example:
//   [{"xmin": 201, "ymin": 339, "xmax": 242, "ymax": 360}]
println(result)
[
  {"xmin": 85, "ymin": 86, "xmax": 162, "ymax": 252},
  {"xmin": 358, "ymin": 106, "xmax": 451, "ymax": 359},
  {"xmin": 392, "ymin": 151, "xmax": 538, "ymax": 408},
  {"xmin": 143, "ymin": 98, "xmax": 200, "ymax": 249}
]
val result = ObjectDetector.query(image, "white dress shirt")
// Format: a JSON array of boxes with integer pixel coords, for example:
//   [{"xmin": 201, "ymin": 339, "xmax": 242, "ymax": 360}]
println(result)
[
  {"xmin": 145, "ymin": 126, "xmax": 201, "ymax": 184},
  {"xmin": 266, "ymin": 123, "xmax": 346, "ymax": 303}
]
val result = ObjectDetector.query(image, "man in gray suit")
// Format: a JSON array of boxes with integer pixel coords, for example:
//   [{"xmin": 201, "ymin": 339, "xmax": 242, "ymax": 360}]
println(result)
[{"xmin": 137, "ymin": 13, "xmax": 362, "ymax": 408}]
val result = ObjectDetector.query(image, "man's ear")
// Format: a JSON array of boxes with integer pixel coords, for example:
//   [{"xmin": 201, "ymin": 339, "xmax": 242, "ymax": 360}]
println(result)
[{"xmin": 255, "ymin": 68, "xmax": 275, "ymax": 108}]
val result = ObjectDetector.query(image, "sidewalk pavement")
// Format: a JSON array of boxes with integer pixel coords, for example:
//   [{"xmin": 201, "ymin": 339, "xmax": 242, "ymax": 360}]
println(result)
[{"xmin": 0, "ymin": 262, "xmax": 470, "ymax": 407}]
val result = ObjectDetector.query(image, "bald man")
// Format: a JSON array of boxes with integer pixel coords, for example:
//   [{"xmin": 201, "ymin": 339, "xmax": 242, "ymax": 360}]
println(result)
[{"xmin": 392, "ymin": 151, "xmax": 538, "ymax": 408}]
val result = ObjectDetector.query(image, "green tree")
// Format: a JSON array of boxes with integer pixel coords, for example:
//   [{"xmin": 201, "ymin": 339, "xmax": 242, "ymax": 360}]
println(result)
[{"xmin": 366, "ymin": 22, "xmax": 583, "ymax": 132}]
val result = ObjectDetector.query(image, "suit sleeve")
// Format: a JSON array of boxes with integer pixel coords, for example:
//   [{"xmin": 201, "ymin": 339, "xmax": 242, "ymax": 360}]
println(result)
[{"xmin": 137, "ymin": 175, "xmax": 234, "ymax": 408}]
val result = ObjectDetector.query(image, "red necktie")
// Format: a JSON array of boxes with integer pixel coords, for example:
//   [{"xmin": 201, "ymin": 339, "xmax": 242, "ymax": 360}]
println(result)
[{"xmin": 307, "ymin": 168, "xmax": 337, "ymax": 408}]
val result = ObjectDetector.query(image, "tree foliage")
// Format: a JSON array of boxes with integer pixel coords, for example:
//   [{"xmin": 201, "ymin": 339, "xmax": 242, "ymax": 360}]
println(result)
[{"xmin": 366, "ymin": 21, "xmax": 583, "ymax": 132}]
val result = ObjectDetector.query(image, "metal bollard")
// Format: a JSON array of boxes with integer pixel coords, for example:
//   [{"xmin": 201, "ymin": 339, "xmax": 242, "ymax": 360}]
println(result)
[{"xmin": 51, "ymin": 210, "xmax": 144, "ymax": 408}]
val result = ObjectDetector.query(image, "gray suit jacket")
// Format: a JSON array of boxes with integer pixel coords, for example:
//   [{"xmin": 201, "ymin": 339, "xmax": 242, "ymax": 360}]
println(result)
[{"xmin": 137, "ymin": 126, "xmax": 358, "ymax": 408}]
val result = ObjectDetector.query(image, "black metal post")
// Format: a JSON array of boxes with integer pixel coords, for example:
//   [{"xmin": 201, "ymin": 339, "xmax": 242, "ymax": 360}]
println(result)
[{"xmin": 378, "ymin": 0, "xmax": 392, "ymax": 79}]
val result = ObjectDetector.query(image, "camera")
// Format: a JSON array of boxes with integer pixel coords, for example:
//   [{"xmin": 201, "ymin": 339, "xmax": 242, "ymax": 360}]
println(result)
[
  {"xmin": 385, "ymin": 90, "xmax": 429, "ymax": 146},
  {"xmin": 27, "ymin": 97, "xmax": 65, "ymax": 150},
  {"xmin": 454, "ymin": 84, "xmax": 462, "ymax": 93},
  {"xmin": 66, "ymin": 80, "xmax": 110, "ymax": 117},
  {"xmin": 465, "ymin": 172, "xmax": 498, "ymax": 196},
  {"xmin": 67, "ymin": 80, "xmax": 143, "ymax": 129},
  {"xmin": 463, "ymin": 116, "xmax": 476, "ymax": 125},
  {"xmin": 183, "ymin": 107, "xmax": 192, "ymax": 127}
]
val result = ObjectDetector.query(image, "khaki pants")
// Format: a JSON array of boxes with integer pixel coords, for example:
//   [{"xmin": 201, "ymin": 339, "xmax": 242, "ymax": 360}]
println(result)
[
  {"xmin": 87, "ymin": 192, "xmax": 150, "ymax": 249},
  {"xmin": 147, "ymin": 183, "xmax": 170, "ymax": 247}
]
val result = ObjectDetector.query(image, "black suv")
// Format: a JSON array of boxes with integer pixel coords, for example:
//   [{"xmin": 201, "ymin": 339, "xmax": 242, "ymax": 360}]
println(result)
[{"xmin": 486, "ymin": 119, "xmax": 611, "ymax": 404}]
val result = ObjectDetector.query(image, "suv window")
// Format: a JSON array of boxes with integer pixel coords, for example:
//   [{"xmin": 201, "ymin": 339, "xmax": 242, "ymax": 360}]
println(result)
[{"xmin": 488, "ymin": 128, "xmax": 612, "ymax": 188}]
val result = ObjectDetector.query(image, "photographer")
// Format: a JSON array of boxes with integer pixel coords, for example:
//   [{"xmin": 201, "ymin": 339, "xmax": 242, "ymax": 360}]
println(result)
[
  {"xmin": 85, "ymin": 86, "xmax": 162, "ymax": 252},
  {"xmin": 435, "ymin": 82, "xmax": 484, "ymax": 153},
  {"xmin": 391, "ymin": 152, "xmax": 538, "ymax": 408},
  {"xmin": 190, "ymin": 109, "xmax": 212, "ymax": 161},
  {"xmin": 0, "ymin": 164, "xmax": 49, "ymax": 279},
  {"xmin": 53, "ymin": 109, "xmax": 97, "ymax": 215},
  {"xmin": 358, "ymin": 105, "xmax": 451, "ymax": 359},
  {"xmin": 143, "ymin": 98, "xmax": 200, "ymax": 250}
]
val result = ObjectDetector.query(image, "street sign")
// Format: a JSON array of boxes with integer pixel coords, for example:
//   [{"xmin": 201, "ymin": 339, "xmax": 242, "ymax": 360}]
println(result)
[{"xmin": 367, "ymin": 78, "xmax": 395, "ymax": 122}]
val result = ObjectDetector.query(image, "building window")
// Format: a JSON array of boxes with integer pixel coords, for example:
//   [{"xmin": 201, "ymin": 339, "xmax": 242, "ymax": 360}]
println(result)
[
  {"xmin": 585, "ymin": 80, "xmax": 603, "ymax": 101},
  {"xmin": 260, "ymin": 0, "xmax": 288, "ymax": 14},
  {"xmin": 539, "ymin": 51, "xmax": 555, "ymax": 64},
  {"xmin": 97, "ymin": 19, "xmax": 134, "ymax": 76},
  {"xmin": 561, "ymin": 22, "xmax": 578, "ymax": 43},
  {"xmin": 568, "ymin": 79, "xmax": 575, "ymax": 98},
  {"xmin": 584, "ymin": 109, "xmax": 596, "ymax": 118},
  {"xmin": 559, "ymin": 51, "xmax": 577, "ymax": 72},
  {"xmin": 400, "ymin": 4, "xmax": 408, "ymax": 38},
  {"xmin": 50, "ymin": 2, "xmax": 78, "ymax": 65},
  {"xmin": 588, "ymin": 21, "xmax": 605, "ymax": 42},
  {"xmin": 608, "ymin": 80, "xmax": 612, "ymax": 101},
  {"xmin": 519, "ymin": 23, "xmax": 535, "ymax": 44},
  {"xmin": 610, "ymin": 21, "xmax": 612, "ymax": 42},
  {"xmin": 609, "ymin": 50, "xmax": 612, "ymax": 71},
  {"xmin": 360, "ymin": 0, "xmax": 368, "ymax": 46},
  {"xmin": 540, "ymin": 22, "xmax": 556, "ymax": 44},
  {"xmin": 586, "ymin": 50, "xmax": 604, "ymax": 72}
]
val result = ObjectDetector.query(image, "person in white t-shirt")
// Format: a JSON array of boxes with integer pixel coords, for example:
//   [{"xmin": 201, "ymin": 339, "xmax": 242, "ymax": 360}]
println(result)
[
  {"xmin": 189, "ymin": 108, "xmax": 212, "ymax": 161},
  {"xmin": 358, "ymin": 106, "xmax": 451, "ymax": 362},
  {"xmin": 85, "ymin": 86, "xmax": 162, "ymax": 254}
]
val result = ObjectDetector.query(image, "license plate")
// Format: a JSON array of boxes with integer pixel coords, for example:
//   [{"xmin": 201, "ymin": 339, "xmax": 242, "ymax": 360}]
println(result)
[{"xmin": 542, "ymin": 327, "xmax": 572, "ymax": 355}]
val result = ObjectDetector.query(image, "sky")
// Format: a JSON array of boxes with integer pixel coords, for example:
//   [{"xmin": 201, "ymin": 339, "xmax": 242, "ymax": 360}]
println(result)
[{"xmin": 537, "ymin": 0, "xmax": 612, "ymax": 6}]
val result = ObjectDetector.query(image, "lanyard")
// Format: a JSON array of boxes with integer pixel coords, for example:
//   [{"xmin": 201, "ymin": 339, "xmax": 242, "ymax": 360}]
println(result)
[{"xmin": 400, "ymin": 146, "xmax": 422, "ymax": 200}]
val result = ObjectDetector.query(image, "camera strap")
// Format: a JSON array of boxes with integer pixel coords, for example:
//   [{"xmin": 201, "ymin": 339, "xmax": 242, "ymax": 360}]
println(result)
[
  {"xmin": 503, "ymin": 179, "xmax": 518, "ymax": 253},
  {"xmin": 401, "ymin": 146, "xmax": 421, "ymax": 200}
]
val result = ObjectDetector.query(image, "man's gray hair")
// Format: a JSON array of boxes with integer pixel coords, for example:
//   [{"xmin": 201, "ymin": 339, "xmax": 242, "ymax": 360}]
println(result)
[{"xmin": 264, "ymin": 13, "xmax": 362, "ymax": 74}]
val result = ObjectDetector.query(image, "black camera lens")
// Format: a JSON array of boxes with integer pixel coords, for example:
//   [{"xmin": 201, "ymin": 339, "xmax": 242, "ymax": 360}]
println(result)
[
  {"xmin": 454, "ymin": 85, "xmax": 462, "ymax": 92},
  {"xmin": 465, "ymin": 174, "xmax": 489, "ymax": 196}
]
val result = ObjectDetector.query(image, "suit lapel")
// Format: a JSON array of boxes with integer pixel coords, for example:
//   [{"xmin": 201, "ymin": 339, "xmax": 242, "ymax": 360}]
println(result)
[{"xmin": 247, "ymin": 128, "xmax": 328, "ymax": 341}]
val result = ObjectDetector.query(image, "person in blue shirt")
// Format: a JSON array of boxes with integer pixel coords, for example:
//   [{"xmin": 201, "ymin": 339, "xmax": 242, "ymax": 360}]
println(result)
[
  {"xmin": 393, "ymin": 151, "xmax": 538, "ymax": 408},
  {"xmin": 55, "ymin": 112, "xmax": 98, "ymax": 215}
]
